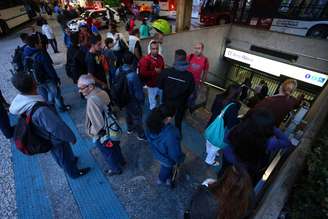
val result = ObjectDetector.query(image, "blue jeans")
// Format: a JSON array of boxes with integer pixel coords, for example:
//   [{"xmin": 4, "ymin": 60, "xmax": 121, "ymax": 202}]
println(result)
[
  {"xmin": 159, "ymin": 165, "xmax": 173, "ymax": 183},
  {"xmin": 125, "ymin": 101, "xmax": 144, "ymax": 137},
  {"xmin": 96, "ymin": 140, "xmax": 125, "ymax": 172},
  {"xmin": 38, "ymin": 81, "xmax": 65, "ymax": 109},
  {"xmin": 147, "ymin": 87, "xmax": 162, "ymax": 110},
  {"xmin": 51, "ymin": 142, "xmax": 80, "ymax": 178}
]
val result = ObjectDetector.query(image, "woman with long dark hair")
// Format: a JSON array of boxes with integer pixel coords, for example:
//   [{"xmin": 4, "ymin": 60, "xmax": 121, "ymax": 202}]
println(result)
[
  {"xmin": 187, "ymin": 165, "xmax": 254, "ymax": 219},
  {"xmin": 207, "ymin": 84, "xmax": 241, "ymax": 128}
]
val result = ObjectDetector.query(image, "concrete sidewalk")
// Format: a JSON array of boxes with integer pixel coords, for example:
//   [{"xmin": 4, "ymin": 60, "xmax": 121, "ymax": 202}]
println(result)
[{"xmin": 2, "ymin": 15, "xmax": 217, "ymax": 219}]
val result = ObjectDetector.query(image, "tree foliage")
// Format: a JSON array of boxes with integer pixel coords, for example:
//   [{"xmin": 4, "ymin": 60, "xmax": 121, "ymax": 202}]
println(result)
[
  {"xmin": 103, "ymin": 0, "xmax": 120, "ymax": 7},
  {"xmin": 290, "ymin": 119, "xmax": 328, "ymax": 219}
]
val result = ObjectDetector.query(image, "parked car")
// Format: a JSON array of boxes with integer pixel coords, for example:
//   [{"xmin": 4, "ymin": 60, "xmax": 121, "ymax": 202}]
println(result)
[{"xmin": 67, "ymin": 8, "xmax": 120, "ymax": 32}]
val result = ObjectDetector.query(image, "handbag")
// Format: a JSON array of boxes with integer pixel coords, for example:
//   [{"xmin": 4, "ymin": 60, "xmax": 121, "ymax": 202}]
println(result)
[{"xmin": 204, "ymin": 103, "xmax": 235, "ymax": 148}]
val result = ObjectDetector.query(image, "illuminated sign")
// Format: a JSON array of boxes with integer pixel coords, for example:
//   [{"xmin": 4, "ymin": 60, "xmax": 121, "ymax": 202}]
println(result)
[{"xmin": 224, "ymin": 48, "xmax": 328, "ymax": 87}]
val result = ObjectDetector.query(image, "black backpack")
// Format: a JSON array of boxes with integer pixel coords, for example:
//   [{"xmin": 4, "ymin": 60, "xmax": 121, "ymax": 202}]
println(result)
[
  {"xmin": 110, "ymin": 67, "xmax": 131, "ymax": 108},
  {"xmin": 13, "ymin": 102, "xmax": 52, "ymax": 155},
  {"xmin": 12, "ymin": 45, "xmax": 26, "ymax": 72},
  {"xmin": 24, "ymin": 51, "xmax": 49, "ymax": 84}
]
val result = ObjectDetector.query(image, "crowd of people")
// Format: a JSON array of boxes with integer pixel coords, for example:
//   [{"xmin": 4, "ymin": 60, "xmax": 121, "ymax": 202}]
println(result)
[{"xmin": 0, "ymin": 10, "xmax": 306, "ymax": 218}]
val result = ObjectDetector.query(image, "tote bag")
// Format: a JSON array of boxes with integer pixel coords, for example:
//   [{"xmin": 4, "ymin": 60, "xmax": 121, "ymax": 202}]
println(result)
[{"xmin": 204, "ymin": 103, "xmax": 235, "ymax": 148}]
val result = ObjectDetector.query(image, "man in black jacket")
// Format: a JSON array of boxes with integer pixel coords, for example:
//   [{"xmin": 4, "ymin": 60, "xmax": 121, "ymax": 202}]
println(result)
[
  {"xmin": 158, "ymin": 49, "xmax": 195, "ymax": 134},
  {"xmin": 66, "ymin": 32, "xmax": 87, "ymax": 84}
]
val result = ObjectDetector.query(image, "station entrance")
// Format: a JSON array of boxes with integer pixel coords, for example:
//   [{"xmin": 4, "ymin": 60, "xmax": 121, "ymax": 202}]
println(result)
[{"xmin": 225, "ymin": 63, "xmax": 320, "ymax": 105}]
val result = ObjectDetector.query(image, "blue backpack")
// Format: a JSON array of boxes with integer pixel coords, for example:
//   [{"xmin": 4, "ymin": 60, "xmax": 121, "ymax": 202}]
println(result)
[{"xmin": 204, "ymin": 103, "xmax": 235, "ymax": 148}]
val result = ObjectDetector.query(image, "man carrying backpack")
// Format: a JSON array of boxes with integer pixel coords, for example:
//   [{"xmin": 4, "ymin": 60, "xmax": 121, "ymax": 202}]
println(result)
[
  {"xmin": 23, "ymin": 34, "xmax": 70, "ymax": 112},
  {"xmin": 78, "ymin": 74, "xmax": 126, "ymax": 176},
  {"xmin": 158, "ymin": 49, "xmax": 195, "ymax": 134},
  {"xmin": 12, "ymin": 33, "xmax": 29, "ymax": 72},
  {"xmin": 9, "ymin": 73, "xmax": 90, "ymax": 178},
  {"xmin": 115, "ymin": 52, "xmax": 146, "ymax": 141}
]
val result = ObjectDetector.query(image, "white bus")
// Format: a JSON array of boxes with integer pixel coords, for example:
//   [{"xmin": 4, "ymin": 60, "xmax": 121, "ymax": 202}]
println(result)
[
  {"xmin": 250, "ymin": 0, "xmax": 328, "ymax": 39},
  {"xmin": 0, "ymin": 0, "xmax": 30, "ymax": 35}
]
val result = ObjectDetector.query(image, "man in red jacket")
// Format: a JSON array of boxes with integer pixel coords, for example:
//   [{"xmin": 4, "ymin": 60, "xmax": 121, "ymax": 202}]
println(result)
[{"xmin": 138, "ymin": 41, "xmax": 165, "ymax": 110}]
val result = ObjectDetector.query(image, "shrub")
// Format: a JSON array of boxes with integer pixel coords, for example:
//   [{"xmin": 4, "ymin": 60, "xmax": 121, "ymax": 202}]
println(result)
[
  {"xmin": 103, "ymin": 0, "xmax": 120, "ymax": 7},
  {"xmin": 289, "ymin": 119, "xmax": 328, "ymax": 219}
]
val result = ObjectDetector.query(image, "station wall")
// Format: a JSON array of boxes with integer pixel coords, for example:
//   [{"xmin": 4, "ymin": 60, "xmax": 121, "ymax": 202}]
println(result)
[
  {"xmin": 140, "ymin": 25, "xmax": 232, "ymax": 86},
  {"xmin": 140, "ymin": 24, "xmax": 328, "ymax": 84},
  {"xmin": 228, "ymin": 25, "xmax": 328, "ymax": 74}
]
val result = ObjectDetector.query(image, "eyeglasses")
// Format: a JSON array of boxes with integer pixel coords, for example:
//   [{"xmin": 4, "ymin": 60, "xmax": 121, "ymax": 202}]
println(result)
[{"xmin": 78, "ymin": 85, "xmax": 89, "ymax": 91}]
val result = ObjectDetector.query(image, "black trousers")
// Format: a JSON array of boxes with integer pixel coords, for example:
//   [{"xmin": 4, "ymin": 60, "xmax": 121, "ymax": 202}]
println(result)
[{"xmin": 49, "ymin": 38, "xmax": 58, "ymax": 53}]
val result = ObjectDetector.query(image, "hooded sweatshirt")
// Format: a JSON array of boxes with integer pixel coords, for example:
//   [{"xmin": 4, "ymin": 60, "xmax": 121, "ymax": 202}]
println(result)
[
  {"xmin": 146, "ymin": 123, "xmax": 185, "ymax": 167},
  {"xmin": 157, "ymin": 60, "xmax": 195, "ymax": 107},
  {"xmin": 10, "ymin": 94, "xmax": 76, "ymax": 144},
  {"xmin": 23, "ymin": 46, "xmax": 60, "ymax": 82},
  {"xmin": 138, "ymin": 53, "xmax": 165, "ymax": 87}
]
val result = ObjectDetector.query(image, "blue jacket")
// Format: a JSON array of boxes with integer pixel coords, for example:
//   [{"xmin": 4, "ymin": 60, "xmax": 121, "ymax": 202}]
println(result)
[
  {"xmin": 116, "ymin": 64, "xmax": 144, "ymax": 104},
  {"xmin": 223, "ymin": 127, "xmax": 292, "ymax": 165},
  {"xmin": 23, "ymin": 46, "xmax": 60, "ymax": 82},
  {"xmin": 64, "ymin": 32, "xmax": 72, "ymax": 48},
  {"xmin": 146, "ymin": 123, "xmax": 185, "ymax": 167}
]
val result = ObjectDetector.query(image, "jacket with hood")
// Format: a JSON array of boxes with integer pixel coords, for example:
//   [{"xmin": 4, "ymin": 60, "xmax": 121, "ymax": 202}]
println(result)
[
  {"xmin": 145, "ymin": 123, "xmax": 185, "ymax": 167},
  {"xmin": 138, "ymin": 53, "xmax": 164, "ymax": 87},
  {"xmin": 23, "ymin": 46, "xmax": 60, "ymax": 83},
  {"xmin": 9, "ymin": 94, "xmax": 76, "ymax": 145},
  {"xmin": 157, "ymin": 61, "xmax": 195, "ymax": 107}
]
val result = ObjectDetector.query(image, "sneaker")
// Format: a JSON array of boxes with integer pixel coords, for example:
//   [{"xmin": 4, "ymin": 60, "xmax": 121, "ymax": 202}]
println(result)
[
  {"xmin": 156, "ymin": 178, "xmax": 172, "ymax": 187},
  {"xmin": 127, "ymin": 130, "xmax": 133, "ymax": 135},
  {"xmin": 71, "ymin": 167, "xmax": 90, "ymax": 179},
  {"xmin": 105, "ymin": 169, "xmax": 122, "ymax": 177},
  {"xmin": 136, "ymin": 135, "xmax": 147, "ymax": 141},
  {"xmin": 211, "ymin": 161, "xmax": 220, "ymax": 167},
  {"xmin": 59, "ymin": 105, "xmax": 71, "ymax": 112},
  {"xmin": 156, "ymin": 178, "xmax": 164, "ymax": 185}
]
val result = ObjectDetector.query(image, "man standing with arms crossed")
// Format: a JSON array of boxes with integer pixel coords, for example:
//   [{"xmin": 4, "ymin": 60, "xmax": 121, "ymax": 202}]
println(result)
[{"xmin": 139, "ymin": 41, "xmax": 165, "ymax": 110}]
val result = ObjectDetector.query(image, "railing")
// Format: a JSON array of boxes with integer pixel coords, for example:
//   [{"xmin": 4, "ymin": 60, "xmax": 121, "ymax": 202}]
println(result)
[{"xmin": 198, "ymin": 75, "xmax": 304, "ymax": 212}]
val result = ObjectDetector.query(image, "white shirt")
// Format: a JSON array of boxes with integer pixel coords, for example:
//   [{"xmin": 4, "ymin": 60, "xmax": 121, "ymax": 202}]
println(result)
[
  {"xmin": 128, "ymin": 35, "xmax": 140, "ymax": 54},
  {"xmin": 41, "ymin": 24, "xmax": 55, "ymax": 40}
]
